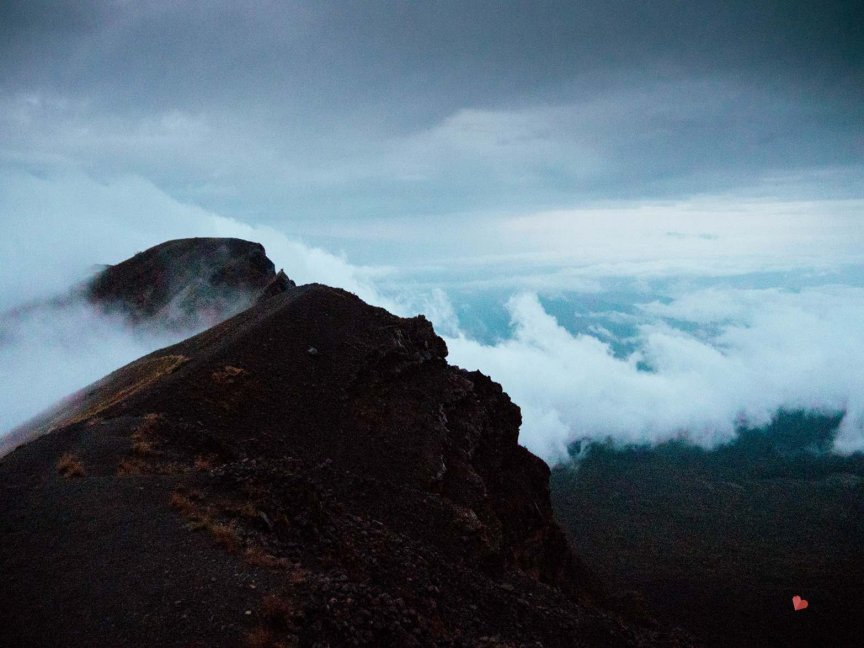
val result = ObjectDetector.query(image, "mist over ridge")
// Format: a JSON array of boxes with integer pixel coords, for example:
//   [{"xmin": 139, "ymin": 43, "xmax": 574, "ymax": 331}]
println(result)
[
  {"xmin": 3, "ymin": 185, "xmax": 863, "ymax": 463},
  {"xmin": 2, "ymin": 0, "xmax": 862, "ymax": 462}
]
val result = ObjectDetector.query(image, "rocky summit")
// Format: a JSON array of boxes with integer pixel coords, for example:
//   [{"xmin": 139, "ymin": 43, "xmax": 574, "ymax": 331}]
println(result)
[
  {"xmin": 0, "ymin": 240, "xmax": 695, "ymax": 647},
  {"xmin": 87, "ymin": 237, "xmax": 293, "ymax": 329}
]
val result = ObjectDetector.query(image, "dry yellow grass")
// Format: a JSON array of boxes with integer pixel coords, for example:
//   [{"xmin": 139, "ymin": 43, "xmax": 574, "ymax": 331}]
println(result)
[
  {"xmin": 131, "ymin": 439, "xmax": 158, "ymax": 456},
  {"xmin": 130, "ymin": 412, "xmax": 164, "ymax": 455},
  {"xmin": 49, "ymin": 357, "xmax": 186, "ymax": 432},
  {"xmin": 223, "ymin": 500, "xmax": 261, "ymax": 520},
  {"xmin": 116, "ymin": 457, "xmax": 149, "ymax": 475},
  {"xmin": 133, "ymin": 412, "xmax": 162, "ymax": 436},
  {"xmin": 208, "ymin": 522, "xmax": 241, "ymax": 553},
  {"xmin": 244, "ymin": 546, "xmax": 289, "ymax": 569},
  {"xmin": 211, "ymin": 365, "xmax": 248, "ymax": 385},
  {"xmin": 56, "ymin": 452, "xmax": 86, "ymax": 478},
  {"xmin": 169, "ymin": 491, "xmax": 198, "ymax": 516},
  {"xmin": 170, "ymin": 489, "xmax": 274, "ymax": 561}
]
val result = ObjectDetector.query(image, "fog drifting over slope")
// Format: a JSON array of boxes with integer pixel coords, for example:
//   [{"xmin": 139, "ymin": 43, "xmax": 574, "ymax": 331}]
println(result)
[
  {"xmin": 0, "ymin": 173, "xmax": 395, "ymax": 433},
  {"xmin": 2, "ymin": 172, "xmax": 863, "ymax": 462}
]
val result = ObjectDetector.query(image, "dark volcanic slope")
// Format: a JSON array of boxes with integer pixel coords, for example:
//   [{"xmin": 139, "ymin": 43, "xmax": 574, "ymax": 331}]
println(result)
[
  {"xmin": 0, "ymin": 284, "xmax": 695, "ymax": 648},
  {"xmin": 87, "ymin": 237, "xmax": 291, "ymax": 329},
  {"xmin": 552, "ymin": 416, "xmax": 864, "ymax": 648}
]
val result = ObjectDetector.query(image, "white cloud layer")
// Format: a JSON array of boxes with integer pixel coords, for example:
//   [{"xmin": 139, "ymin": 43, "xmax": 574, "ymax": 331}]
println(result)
[
  {"xmin": 0, "ymin": 303, "xmax": 181, "ymax": 432},
  {"xmin": 0, "ymin": 171, "xmax": 392, "ymax": 310},
  {"xmin": 2, "ymin": 170, "xmax": 863, "ymax": 466},
  {"xmin": 445, "ymin": 288, "xmax": 864, "ymax": 461},
  {"xmin": 496, "ymin": 198, "xmax": 864, "ymax": 278}
]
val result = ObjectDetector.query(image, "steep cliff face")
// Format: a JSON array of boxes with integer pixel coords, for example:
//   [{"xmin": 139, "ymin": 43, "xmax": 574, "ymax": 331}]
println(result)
[
  {"xmin": 0, "ymin": 244, "xmax": 696, "ymax": 647},
  {"xmin": 87, "ymin": 237, "xmax": 286, "ymax": 329},
  {"xmin": 131, "ymin": 285, "xmax": 582, "ymax": 591}
]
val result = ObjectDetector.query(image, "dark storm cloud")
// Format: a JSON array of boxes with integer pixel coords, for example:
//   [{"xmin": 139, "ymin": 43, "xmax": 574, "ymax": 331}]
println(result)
[
  {"xmin": 3, "ymin": 1, "xmax": 861, "ymax": 114},
  {"xmin": 0, "ymin": 0, "xmax": 861, "ymax": 220}
]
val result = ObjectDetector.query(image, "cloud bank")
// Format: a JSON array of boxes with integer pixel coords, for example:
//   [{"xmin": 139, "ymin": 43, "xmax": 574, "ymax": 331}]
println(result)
[
  {"xmin": 445, "ymin": 288, "xmax": 864, "ymax": 462},
  {"xmin": 2, "ymin": 170, "xmax": 863, "ymax": 467}
]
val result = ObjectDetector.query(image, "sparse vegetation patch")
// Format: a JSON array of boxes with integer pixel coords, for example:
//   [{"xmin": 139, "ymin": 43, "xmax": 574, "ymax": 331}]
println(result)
[{"xmin": 56, "ymin": 452, "xmax": 86, "ymax": 478}]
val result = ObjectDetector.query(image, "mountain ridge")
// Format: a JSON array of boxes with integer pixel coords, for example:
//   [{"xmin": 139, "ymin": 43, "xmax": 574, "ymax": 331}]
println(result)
[{"xmin": 0, "ymin": 239, "xmax": 697, "ymax": 647}]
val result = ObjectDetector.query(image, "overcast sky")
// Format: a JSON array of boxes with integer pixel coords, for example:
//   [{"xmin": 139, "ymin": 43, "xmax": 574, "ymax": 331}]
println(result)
[
  {"xmin": 2, "ymin": 1, "xmax": 864, "ymax": 456},
  {"xmin": 2, "ymin": 1, "xmax": 862, "ymax": 245}
]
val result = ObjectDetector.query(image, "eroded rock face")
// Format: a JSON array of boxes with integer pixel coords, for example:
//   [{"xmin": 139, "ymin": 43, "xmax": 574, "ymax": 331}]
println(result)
[
  {"xmin": 258, "ymin": 269, "xmax": 296, "ymax": 303},
  {"xmin": 87, "ymin": 237, "xmax": 285, "ymax": 329},
  {"xmin": 90, "ymin": 284, "xmax": 580, "ymax": 588}
]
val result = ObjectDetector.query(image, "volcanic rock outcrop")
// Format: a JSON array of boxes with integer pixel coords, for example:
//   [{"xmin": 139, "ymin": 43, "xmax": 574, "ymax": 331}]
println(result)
[
  {"xmin": 87, "ymin": 237, "xmax": 289, "ymax": 329},
  {"xmin": 0, "ymin": 236, "xmax": 291, "ymax": 357},
  {"xmin": 0, "ymin": 241, "xmax": 696, "ymax": 647}
]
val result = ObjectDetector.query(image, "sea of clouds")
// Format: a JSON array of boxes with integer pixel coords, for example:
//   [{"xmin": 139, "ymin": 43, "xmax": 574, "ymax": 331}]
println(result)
[
  {"xmin": 445, "ymin": 288, "xmax": 864, "ymax": 460},
  {"xmin": 2, "ymin": 171, "xmax": 863, "ymax": 463}
]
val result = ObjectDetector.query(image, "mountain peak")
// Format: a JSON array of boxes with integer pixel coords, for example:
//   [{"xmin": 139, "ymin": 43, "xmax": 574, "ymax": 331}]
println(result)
[{"xmin": 87, "ymin": 237, "xmax": 286, "ymax": 329}]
